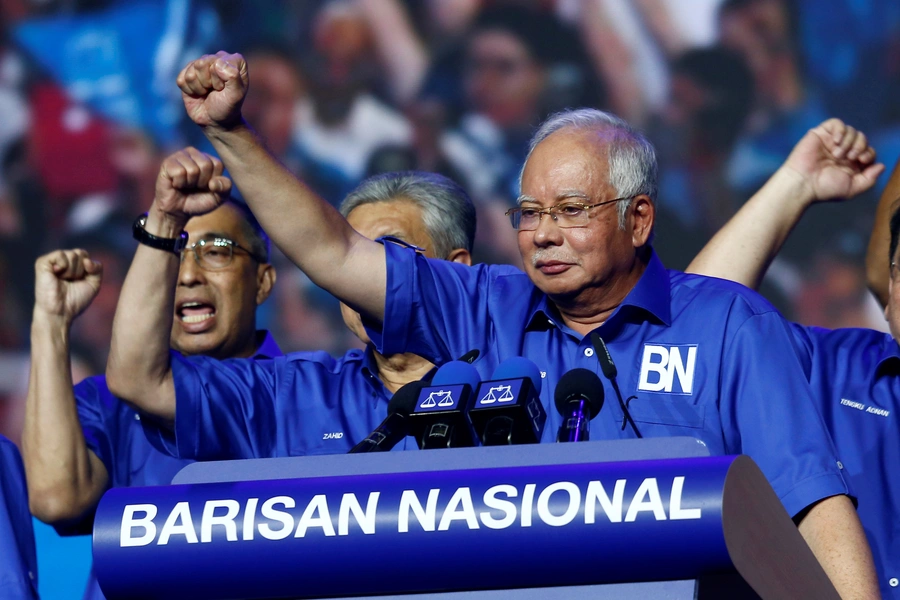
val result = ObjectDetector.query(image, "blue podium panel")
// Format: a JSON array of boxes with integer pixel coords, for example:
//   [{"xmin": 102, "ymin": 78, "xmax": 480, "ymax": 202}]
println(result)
[
  {"xmin": 171, "ymin": 436, "xmax": 710, "ymax": 484},
  {"xmin": 92, "ymin": 438, "xmax": 837, "ymax": 600}
]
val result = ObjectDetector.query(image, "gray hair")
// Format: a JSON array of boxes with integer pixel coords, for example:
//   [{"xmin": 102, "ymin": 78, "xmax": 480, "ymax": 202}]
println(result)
[
  {"xmin": 340, "ymin": 171, "xmax": 477, "ymax": 258},
  {"xmin": 224, "ymin": 198, "xmax": 271, "ymax": 262},
  {"xmin": 521, "ymin": 108, "xmax": 658, "ymax": 229}
]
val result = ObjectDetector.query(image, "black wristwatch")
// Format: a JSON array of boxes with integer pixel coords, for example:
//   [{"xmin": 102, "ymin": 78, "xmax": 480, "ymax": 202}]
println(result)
[{"xmin": 132, "ymin": 213, "xmax": 189, "ymax": 254}]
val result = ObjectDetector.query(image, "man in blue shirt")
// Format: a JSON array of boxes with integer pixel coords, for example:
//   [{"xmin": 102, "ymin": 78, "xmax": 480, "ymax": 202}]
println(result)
[
  {"xmin": 21, "ymin": 149, "xmax": 281, "ymax": 600},
  {"xmin": 0, "ymin": 435, "xmax": 38, "ymax": 600},
  {"xmin": 108, "ymin": 150, "xmax": 475, "ymax": 459},
  {"xmin": 688, "ymin": 118, "xmax": 899, "ymax": 597},
  {"xmin": 119, "ymin": 51, "xmax": 879, "ymax": 597}
]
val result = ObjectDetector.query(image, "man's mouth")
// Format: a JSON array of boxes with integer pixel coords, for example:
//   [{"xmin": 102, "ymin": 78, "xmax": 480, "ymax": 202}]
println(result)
[
  {"xmin": 535, "ymin": 260, "xmax": 574, "ymax": 274},
  {"xmin": 177, "ymin": 301, "xmax": 216, "ymax": 324}
]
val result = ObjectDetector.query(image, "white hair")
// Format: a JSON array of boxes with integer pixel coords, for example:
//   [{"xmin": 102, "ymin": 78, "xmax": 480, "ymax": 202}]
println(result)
[{"xmin": 521, "ymin": 108, "xmax": 658, "ymax": 229}]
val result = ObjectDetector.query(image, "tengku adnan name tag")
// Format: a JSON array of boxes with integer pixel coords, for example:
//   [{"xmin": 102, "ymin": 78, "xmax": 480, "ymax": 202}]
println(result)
[{"xmin": 93, "ymin": 456, "xmax": 737, "ymax": 599}]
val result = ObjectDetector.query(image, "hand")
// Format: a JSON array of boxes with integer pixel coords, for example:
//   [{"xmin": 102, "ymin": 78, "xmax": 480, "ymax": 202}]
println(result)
[
  {"xmin": 33, "ymin": 250, "xmax": 103, "ymax": 324},
  {"xmin": 152, "ymin": 147, "xmax": 233, "ymax": 226},
  {"xmin": 177, "ymin": 51, "xmax": 249, "ymax": 130},
  {"xmin": 785, "ymin": 118, "xmax": 885, "ymax": 202}
]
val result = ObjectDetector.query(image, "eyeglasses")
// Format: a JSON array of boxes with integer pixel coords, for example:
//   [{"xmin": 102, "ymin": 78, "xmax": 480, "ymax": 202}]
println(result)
[
  {"xmin": 180, "ymin": 235, "xmax": 263, "ymax": 270},
  {"xmin": 505, "ymin": 198, "xmax": 628, "ymax": 231}
]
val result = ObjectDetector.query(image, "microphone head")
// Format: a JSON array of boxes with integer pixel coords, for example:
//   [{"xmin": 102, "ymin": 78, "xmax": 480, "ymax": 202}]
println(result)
[
  {"xmin": 554, "ymin": 368, "xmax": 604, "ymax": 418},
  {"xmin": 590, "ymin": 333, "xmax": 617, "ymax": 380},
  {"xmin": 492, "ymin": 357, "xmax": 542, "ymax": 395},
  {"xmin": 388, "ymin": 380, "xmax": 425, "ymax": 417},
  {"xmin": 432, "ymin": 360, "xmax": 481, "ymax": 391},
  {"xmin": 456, "ymin": 349, "xmax": 480, "ymax": 364}
]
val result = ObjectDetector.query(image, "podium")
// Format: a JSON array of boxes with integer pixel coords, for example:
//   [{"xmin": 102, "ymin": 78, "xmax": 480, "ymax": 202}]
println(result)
[{"xmin": 92, "ymin": 437, "xmax": 838, "ymax": 599}]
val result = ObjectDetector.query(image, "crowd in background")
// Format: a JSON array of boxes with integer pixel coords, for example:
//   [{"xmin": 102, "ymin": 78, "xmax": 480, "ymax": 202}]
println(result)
[{"xmin": 1, "ymin": 0, "xmax": 900, "ymax": 447}]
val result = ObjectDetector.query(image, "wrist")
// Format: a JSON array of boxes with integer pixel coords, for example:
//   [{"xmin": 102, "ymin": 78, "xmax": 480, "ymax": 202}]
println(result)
[
  {"xmin": 31, "ymin": 309, "xmax": 72, "ymax": 338},
  {"xmin": 203, "ymin": 117, "xmax": 251, "ymax": 142},
  {"xmin": 145, "ymin": 205, "xmax": 188, "ymax": 237},
  {"xmin": 768, "ymin": 166, "xmax": 817, "ymax": 211}
]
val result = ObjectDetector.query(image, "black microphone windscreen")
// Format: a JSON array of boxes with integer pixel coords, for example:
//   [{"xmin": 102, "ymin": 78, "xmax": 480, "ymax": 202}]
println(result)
[
  {"xmin": 590, "ymin": 333, "xmax": 618, "ymax": 380},
  {"xmin": 457, "ymin": 349, "xmax": 480, "ymax": 364},
  {"xmin": 388, "ymin": 381, "xmax": 424, "ymax": 416},
  {"xmin": 554, "ymin": 368, "xmax": 604, "ymax": 418}
]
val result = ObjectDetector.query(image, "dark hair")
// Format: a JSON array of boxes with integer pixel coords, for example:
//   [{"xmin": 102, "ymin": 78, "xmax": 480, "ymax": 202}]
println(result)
[
  {"xmin": 890, "ymin": 204, "xmax": 900, "ymax": 267},
  {"xmin": 224, "ymin": 198, "xmax": 271, "ymax": 262}
]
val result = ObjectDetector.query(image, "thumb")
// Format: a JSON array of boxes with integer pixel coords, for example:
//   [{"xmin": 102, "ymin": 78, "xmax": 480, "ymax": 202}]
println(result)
[
  {"xmin": 209, "ymin": 176, "xmax": 233, "ymax": 195},
  {"xmin": 215, "ymin": 59, "xmax": 242, "ymax": 88},
  {"xmin": 83, "ymin": 257, "xmax": 103, "ymax": 276},
  {"xmin": 853, "ymin": 163, "xmax": 886, "ymax": 193}
]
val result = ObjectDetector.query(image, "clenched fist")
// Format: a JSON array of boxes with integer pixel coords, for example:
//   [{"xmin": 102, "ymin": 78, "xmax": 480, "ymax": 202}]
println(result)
[
  {"xmin": 153, "ymin": 147, "xmax": 233, "ymax": 225},
  {"xmin": 177, "ymin": 51, "xmax": 249, "ymax": 130},
  {"xmin": 785, "ymin": 118, "xmax": 885, "ymax": 202},
  {"xmin": 33, "ymin": 250, "xmax": 103, "ymax": 324}
]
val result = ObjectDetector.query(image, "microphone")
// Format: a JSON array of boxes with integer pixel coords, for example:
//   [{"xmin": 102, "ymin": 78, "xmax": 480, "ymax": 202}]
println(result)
[
  {"xmin": 468, "ymin": 357, "xmax": 547, "ymax": 445},
  {"xmin": 457, "ymin": 349, "xmax": 480, "ymax": 364},
  {"xmin": 420, "ymin": 349, "xmax": 480, "ymax": 384},
  {"xmin": 348, "ymin": 380, "xmax": 424, "ymax": 453},
  {"xmin": 590, "ymin": 333, "xmax": 642, "ymax": 438},
  {"xmin": 408, "ymin": 361, "xmax": 481, "ymax": 449},
  {"xmin": 554, "ymin": 368, "xmax": 604, "ymax": 442}
]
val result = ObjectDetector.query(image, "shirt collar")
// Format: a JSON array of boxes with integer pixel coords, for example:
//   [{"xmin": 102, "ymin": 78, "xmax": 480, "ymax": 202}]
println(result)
[
  {"xmin": 526, "ymin": 249, "xmax": 672, "ymax": 331},
  {"xmin": 875, "ymin": 335, "xmax": 900, "ymax": 374},
  {"xmin": 251, "ymin": 330, "xmax": 283, "ymax": 360}
]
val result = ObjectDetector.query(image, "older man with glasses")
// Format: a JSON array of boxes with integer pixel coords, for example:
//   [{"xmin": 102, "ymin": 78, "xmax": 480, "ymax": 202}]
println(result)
[
  {"xmin": 21, "ymin": 148, "xmax": 281, "ymax": 600},
  {"xmin": 104, "ymin": 51, "xmax": 883, "ymax": 597}
]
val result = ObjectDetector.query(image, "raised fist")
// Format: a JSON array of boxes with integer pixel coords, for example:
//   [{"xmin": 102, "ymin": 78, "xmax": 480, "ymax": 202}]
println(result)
[
  {"xmin": 33, "ymin": 250, "xmax": 103, "ymax": 323},
  {"xmin": 177, "ymin": 51, "xmax": 249, "ymax": 129},
  {"xmin": 153, "ymin": 147, "xmax": 233, "ymax": 224},
  {"xmin": 785, "ymin": 118, "xmax": 885, "ymax": 202}
]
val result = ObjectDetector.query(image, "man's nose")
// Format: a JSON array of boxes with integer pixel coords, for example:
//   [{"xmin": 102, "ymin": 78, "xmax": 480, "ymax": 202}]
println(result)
[
  {"xmin": 178, "ymin": 254, "xmax": 207, "ymax": 285},
  {"xmin": 531, "ymin": 212, "xmax": 563, "ymax": 246}
]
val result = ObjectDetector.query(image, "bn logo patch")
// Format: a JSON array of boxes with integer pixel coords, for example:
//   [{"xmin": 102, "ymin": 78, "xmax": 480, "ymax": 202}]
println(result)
[{"xmin": 637, "ymin": 344, "xmax": 698, "ymax": 395}]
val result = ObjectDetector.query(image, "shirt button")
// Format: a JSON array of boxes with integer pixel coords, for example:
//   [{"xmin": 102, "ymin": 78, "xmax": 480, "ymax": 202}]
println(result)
[
  {"xmin": 890, "ymin": 578, "xmax": 898, "ymax": 587},
  {"xmin": 584, "ymin": 348, "xmax": 594, "ymax": 358},
  {"xmin": 134, "ymin": 414, "xmax": 141, "ymax": 421},
  {"xmin": 836, "ymin": 461, "xmax": 843, "ymax": 470}
]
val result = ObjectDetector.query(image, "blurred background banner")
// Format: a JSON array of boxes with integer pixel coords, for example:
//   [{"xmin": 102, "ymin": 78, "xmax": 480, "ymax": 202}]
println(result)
[{"xmin": 0, "ymin": 1, "xmax": 898, "ymax": 596}]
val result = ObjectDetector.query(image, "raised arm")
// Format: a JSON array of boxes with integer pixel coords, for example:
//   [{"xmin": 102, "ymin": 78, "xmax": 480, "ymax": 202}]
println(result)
[
  {"xmin": 687, "ymin": 119, "xmax": 883, "ymax": 289},
  {"xmin": 22, "ymin": 250, "xmax": 108, "ymax": 525},
  {"xmin": 177, "ymin": 52, "xmax": 387, "ymax": 321},
  {"xmin": 864, "ymin": 158, "xmax": 900, "ymax": 308},
  {"xmin": 106, "ymin": 149, "xmax": 230, "ymax": 425}
]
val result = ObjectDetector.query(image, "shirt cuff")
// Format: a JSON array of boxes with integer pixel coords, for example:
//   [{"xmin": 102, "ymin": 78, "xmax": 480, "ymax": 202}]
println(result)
[
  {"xmin": 777, "ymin": 470, "xmax": 851, "ymax": 519},
  {"xmin": 364, "ymin": 238, "xmax": 417, "ymax": 355},
  {"xmin": 167, "ymin": 352, "xmax": 204, "ymax": 460}
]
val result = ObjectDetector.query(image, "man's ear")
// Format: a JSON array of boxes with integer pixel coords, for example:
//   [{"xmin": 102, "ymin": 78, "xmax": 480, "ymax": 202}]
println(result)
[
  {"xmin": 447, "ymin": 248, "xmax": 472, "ymax": 266},
  {"xmin": 256, "ymin": 263, "xmax": 277, "ymax": 306},
  {"xmin": 630, "ymin": 195, "xmax": 654, "ymax": 248}
]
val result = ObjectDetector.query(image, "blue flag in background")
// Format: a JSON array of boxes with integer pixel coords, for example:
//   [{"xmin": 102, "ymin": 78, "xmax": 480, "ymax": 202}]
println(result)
[{"xmin": 13, "ymin": 0, "xmax": 221, "ymax": 148}]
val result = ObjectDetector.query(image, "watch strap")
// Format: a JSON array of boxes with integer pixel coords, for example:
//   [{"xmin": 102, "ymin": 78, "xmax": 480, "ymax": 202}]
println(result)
[{"xmin": 132, "ymin": 213, "xmax": 189, "ymax": 254}]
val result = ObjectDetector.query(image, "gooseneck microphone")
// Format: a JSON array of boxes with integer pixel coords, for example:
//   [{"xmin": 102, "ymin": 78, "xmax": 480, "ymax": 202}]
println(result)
[
  {"xmin": 348, "ymin": 380, "xmax": 424, "ymax": 453},
  {"xmin": 408, "ymin": 360, "xmax": 481, "ymax": 449},
  {"xmin": 554, "ymin": 368, "xmax": 604, "ymax": 442},
  {"xmin": 468, "ymin": 357, "xmax": 547, "ymax": 445},
  {"xmin": 590, "ymin": 333, "xmax": 642, "ymax": 438}
]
